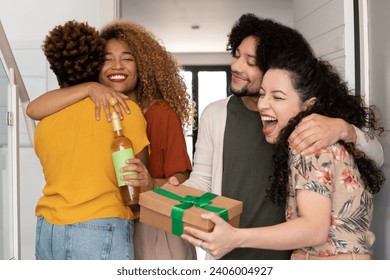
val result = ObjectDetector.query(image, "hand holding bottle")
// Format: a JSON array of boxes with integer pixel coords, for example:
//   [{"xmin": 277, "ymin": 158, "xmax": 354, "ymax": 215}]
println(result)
[
  {"xmin": 111, "ymin": 111, "xmax": 139, "ymax": 210},
  {"xmin": 120, "ymin": 157, "xmax": 158, "ymax": 191}
]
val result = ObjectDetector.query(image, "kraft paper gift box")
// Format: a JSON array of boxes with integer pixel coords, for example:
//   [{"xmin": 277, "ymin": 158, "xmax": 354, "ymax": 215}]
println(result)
[{"xmin": 139, "ymin": 184, "xmax": 243, "ymax": 236}]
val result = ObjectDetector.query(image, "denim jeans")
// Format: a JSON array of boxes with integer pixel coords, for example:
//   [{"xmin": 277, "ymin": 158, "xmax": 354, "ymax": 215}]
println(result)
[{"xmin": 35, "ymin": 216, "xmax": 134, "ymax": 260}]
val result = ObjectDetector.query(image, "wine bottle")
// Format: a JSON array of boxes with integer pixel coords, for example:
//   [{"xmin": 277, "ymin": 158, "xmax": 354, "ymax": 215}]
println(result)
[{"xmin": 110, "ymin": 111, "xmax": 140, "ymax": 211}]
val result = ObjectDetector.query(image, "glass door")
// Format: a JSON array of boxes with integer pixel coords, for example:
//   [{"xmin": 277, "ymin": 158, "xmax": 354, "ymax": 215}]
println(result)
[
  {"xmin": 0, "ymin": 20, "xmax": 23, "ymax": 260},
  {"xmin": 0, "ymin": 52, "xmax": 13, "ymax": 259}
]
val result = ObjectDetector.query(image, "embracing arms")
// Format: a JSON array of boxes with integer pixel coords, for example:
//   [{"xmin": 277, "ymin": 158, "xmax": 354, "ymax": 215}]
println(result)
[
  {"xmin": 26, "ymin": 82, "xmax": 130, "ymax": 121},
  {"xmin": 288, "ymin": 114, "xmax": 384, "ymax": 167}
]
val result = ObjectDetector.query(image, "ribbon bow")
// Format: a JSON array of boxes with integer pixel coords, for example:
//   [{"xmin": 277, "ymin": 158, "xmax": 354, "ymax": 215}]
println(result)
[{"xmin": 153, "ymin": 188, "xmax": 229, "ymax": 236}]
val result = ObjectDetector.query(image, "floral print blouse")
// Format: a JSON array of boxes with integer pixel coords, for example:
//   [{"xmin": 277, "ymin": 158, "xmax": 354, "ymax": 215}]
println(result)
[{"xmin": 287, "ymin": 143, "xmax": 375, "ymax": 256}]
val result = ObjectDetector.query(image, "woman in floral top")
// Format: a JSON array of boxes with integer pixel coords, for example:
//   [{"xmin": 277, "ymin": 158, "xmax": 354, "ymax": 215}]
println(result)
[
  {"xmin": 181, "ymin": 32, "xmax": 385, "ymax": 259},
  {"xmin": 286, "ymin": 145, "xmax": 377, "ymax": 258}
]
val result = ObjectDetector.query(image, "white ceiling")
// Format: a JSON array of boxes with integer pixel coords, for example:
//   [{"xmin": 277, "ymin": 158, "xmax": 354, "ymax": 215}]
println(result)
[{"xmin": 120, "ymin": 0, "xmax": 294, "ymax": 53}]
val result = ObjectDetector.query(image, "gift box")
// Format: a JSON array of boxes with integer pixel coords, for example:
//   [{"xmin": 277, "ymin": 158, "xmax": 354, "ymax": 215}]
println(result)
[{"xmin": 139, "ymin": 184, "xmax": 243, "ymax": 236}]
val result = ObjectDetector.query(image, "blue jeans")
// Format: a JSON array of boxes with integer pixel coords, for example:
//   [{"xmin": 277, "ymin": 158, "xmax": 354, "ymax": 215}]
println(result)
[{"xmin": 35, "ymin": 216, "xmax": 134, "ymax": 260}]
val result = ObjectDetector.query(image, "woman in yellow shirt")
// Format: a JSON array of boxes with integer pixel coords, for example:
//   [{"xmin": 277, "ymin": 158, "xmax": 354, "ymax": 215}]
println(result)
[{"xmin": 31, "ymin": 21, "xmax": 151, "ymax": 260}]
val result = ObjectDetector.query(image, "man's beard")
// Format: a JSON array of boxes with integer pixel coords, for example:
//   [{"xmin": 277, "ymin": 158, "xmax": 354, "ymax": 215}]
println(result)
[{"xmin": 229, "ymin": 84, "xmax": 259, "ymax": 97}]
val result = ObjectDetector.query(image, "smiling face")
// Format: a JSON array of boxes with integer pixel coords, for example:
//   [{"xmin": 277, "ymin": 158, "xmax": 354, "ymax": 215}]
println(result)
[
  {"xmin": 258, "ymin": 69, "xmax": 313, "ymax": 144},
  {"xmin": 230, "ymin": 36, "xmax": 263, "ymax": 97},
  {"xmin": 99, "ymin": 39, "xmax": 138, "ymax": 96}
]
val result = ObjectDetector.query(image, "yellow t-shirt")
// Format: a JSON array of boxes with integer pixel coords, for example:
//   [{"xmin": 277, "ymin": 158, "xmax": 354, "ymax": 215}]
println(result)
[{"xmin": 34, "ymin": 99, "xmax": 149, "ymax": 224}]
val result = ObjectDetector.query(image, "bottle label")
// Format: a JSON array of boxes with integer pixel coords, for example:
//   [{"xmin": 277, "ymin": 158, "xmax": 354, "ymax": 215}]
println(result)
[{"xmin": 112, "ymin": 148, "xmax": 137, "ymax": 186}]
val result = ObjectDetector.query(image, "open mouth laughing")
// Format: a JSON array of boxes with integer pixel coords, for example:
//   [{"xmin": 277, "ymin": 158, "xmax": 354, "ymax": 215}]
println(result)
[{"xmin": 261, "ymin": 114, "xmax": 278, "ymax": 136}]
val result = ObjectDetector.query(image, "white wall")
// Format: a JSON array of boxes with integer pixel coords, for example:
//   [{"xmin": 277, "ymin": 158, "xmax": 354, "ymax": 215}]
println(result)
[
  {"xmin": 0, "ymin": 0, "xmax": 119, "ymax": 260},
  {"xmin": 293, "ymin": 0, "xmax": 355, "ymax": 88},
  {"xmin": 367, "ymin": 0, "xmax": 390, "ymax": 260}
]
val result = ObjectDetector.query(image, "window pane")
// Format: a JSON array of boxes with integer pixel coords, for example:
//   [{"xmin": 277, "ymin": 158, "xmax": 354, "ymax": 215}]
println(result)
[
  {"xmin": 198, "ymin": 71, "xmax": 227, "ymax": 118},
  {"xmin": 180, "ymin": 70, "xmax": 193, "ymax": 162}
]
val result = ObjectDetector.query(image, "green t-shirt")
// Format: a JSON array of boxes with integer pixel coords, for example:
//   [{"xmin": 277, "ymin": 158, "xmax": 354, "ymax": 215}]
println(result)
[{"xmin": 221, "ymin": 96, "xmax": 291, "ymax": 260}]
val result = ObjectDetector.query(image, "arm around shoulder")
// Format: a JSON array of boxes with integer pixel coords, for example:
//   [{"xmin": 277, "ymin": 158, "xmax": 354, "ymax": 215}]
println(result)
[{"xmin": 26, "ymin": 84, "xmax": 92, "ymax": 120}]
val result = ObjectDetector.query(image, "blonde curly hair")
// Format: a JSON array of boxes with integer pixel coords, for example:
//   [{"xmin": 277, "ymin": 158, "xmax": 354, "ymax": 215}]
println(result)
[{"xmin": 100, "ymin": 19, "xmax": 194, "ymax": 127}]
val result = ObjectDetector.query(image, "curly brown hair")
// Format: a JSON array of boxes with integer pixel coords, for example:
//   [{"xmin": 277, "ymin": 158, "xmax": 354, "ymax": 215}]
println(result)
[
  {"xmin": 100, "ymin": 19, "xmax": 193, "ymax": 127},
  {"xmin": 266, "ymin": 54, "xmax": 385, "ymax": 205},
  {"xmin": 43, "ymin": 20, "xmax": 105, "ymax": 87}
]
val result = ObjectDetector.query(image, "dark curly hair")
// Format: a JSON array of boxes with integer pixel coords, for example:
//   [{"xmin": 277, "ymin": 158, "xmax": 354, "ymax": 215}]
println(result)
[
  {"xmin": 265, "ymin": 52, "xmax": 385, "ymax": 205},
  {"xmin": 227, "ymin": 13, "xmax": 314, "ymax": 73},
  {"xmin": 43, "ymin": 20, "xmax": 105, "ymax": 87},
  {"xmin": 99, "ymin": 19, "xmax": 194, "ymax": 127},
  {"xmin": 227, "ymin": 13, "xmax": 265, "ymax": 54}
]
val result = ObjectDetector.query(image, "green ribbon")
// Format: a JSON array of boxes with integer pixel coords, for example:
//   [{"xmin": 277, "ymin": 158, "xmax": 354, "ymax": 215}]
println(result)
[{"xmin": 153, "ymin": 188, "xmax": 229, "ymax": 236}]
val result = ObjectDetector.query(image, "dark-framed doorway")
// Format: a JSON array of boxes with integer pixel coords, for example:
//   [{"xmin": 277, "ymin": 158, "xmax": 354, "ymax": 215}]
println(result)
[{"xmin": 180, "ymin": 65, "xmax": 231, "ymax": 160}]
